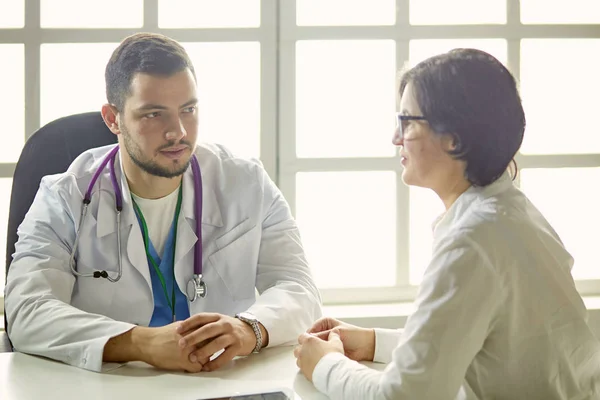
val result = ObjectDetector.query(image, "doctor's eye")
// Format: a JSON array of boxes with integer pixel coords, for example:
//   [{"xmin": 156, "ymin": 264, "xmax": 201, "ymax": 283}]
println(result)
[
  {"xmin": 182, "ymin": 106, "xmax": 197, "ymax": 114},
  {"xmin": 144, "ymin": 112, "xmax": 161, "ymax": 119}
]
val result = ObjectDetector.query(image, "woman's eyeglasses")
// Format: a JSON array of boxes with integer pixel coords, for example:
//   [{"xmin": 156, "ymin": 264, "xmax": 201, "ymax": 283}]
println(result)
[{"xmin": 396, "ymin": 113, "xmax": 427, "ymax": 140}]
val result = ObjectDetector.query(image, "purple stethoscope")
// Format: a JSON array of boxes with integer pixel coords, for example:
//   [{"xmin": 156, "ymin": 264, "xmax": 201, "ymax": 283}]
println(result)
[{"xmin": 68, "ymin": 145, "xmax": 208, "ymax": 301}]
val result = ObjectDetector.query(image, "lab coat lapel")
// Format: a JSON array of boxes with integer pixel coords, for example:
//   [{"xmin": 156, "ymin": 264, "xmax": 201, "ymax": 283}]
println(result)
[
  {"xmin": 114, "ymin": 153, "xmax": 153, "ymax": 290},
  {"xmin": 173, "ymin": 155, "xmax": 223, "ymax": 294}
]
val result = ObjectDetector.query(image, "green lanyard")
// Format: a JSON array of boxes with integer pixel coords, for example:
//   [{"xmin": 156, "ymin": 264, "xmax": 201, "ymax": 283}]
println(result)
[{"xmin": 132, "ymin": 185, "xmax": 183, "ymax": 320}]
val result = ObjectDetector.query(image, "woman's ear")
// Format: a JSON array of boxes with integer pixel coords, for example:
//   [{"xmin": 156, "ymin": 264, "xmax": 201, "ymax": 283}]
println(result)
[{"xmin": 441, "ymin": 133, "xmax": 459, "ymax": 152}]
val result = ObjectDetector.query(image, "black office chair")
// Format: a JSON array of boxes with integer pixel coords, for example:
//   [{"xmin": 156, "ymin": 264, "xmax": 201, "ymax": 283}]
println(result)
[{"xmin": 2, "ymin": 112, "xmax": 117, "ymax": 352}]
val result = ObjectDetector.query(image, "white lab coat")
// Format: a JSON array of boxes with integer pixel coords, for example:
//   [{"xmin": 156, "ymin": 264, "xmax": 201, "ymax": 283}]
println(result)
[
  {"xmin": 312, "ymin": 173, "xmax": 600, "ymax": 400},
  {"xmin": 4, "ymin": 143, "xmax": 322, "ymax": 372}
]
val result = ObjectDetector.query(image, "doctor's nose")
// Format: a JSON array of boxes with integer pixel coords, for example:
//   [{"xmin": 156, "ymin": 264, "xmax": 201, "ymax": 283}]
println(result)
[{"xmin": 165, "ymin": 119, "xmax": 188, "ymax": 141}]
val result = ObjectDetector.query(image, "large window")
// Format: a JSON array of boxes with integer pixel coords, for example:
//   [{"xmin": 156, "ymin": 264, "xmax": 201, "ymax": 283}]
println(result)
[
  {"xmin": 278, "ymin": 0, "xmax": 600, "ymax": 304},
  {"xmin": 0, "ymin": 0, "xmax": 599, "ymax": 305}
]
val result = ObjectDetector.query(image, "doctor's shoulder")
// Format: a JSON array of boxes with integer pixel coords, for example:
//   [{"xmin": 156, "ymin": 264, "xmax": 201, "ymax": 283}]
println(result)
[
  {"xmin": 194, "ymin": 142, "xmax": 268, "ymax": 188},
  {"xmin": 37, "ymin": 146, "xmax": 115, "ymax": 209}
]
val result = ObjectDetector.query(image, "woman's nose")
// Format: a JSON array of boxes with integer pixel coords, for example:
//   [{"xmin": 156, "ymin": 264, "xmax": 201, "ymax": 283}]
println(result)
[{"xmin": 392, "ymin": 127, "xmax": 403, "ymax": 146}]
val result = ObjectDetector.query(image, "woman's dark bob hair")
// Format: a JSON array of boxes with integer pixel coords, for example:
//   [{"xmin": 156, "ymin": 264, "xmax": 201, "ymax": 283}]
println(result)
[{"xmin": 399, "ymin": 48, "xmax": 526, "ymax": 187}]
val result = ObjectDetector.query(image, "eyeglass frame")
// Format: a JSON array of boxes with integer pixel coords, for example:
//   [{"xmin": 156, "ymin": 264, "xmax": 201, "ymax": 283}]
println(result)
[{"xmin": 396, "ymin": 113, "xmax": 427, "ymax": 141}]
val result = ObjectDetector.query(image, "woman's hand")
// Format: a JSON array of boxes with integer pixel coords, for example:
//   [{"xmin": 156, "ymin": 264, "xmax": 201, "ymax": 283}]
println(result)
[
  {"xmin": 307, "ymin": 317, "xmax": 376, "ymax": 362},
  {"xmin": 294, "ymin": 330, "xmax": 344, "ymax": 382}
]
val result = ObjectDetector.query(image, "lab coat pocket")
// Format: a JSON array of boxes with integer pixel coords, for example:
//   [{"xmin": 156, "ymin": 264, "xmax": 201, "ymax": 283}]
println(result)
[
  {"xmin": 214, "ymin": 218, "xmax": 254, "ymax": 250},
  {"xmin": 74, "ymin": 213, "xmax": 121, "ymax": 274},
  {"xmin": 209, "ymin": 221, "xmax": 260, "ymax": 301}
]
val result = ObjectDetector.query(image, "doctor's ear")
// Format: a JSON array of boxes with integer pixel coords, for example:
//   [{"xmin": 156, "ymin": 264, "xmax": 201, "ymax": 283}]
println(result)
[{"xmin": 101, "ymin": 104, "xmax": 121, "ymax": 135}]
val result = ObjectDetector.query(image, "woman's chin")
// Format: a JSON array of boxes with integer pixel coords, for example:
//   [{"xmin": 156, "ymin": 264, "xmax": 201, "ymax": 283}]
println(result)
[{"xmin": 401, "ymin": 169, "xmax": 415, "ymax": 186}]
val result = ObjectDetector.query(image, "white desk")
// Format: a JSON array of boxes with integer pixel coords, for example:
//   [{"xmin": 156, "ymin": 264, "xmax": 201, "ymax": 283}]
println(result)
[{"xmin": 0, "ymin": 346, "xmax": 384, "ymax": 400}]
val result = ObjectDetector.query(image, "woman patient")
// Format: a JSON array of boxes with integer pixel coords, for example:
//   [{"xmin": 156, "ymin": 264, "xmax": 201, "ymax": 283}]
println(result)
[{"xmin": 294, "ymin": 48, "xmax": 600, "ymax": 399}]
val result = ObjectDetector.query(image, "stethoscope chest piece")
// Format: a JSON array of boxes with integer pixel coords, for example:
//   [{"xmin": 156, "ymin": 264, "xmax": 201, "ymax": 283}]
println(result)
[{"xmin": 187, "ymin": 274, "xmax": 207, "ymax": 302}]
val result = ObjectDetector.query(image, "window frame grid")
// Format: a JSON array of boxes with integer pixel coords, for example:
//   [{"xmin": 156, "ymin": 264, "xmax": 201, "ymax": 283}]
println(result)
[
  {"xmin": 278, "ymin": 0, "xmax": 600, "ymax": 305},
  {"xmin": 0, "ymin": 0, "xmax": 279, "ymax": 295},
  {"xmin": 1, "ymin": 0, "xmax": 600, "ymax": 305}
]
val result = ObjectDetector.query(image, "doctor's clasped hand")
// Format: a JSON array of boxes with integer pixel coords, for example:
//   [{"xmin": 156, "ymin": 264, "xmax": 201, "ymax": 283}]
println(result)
[
  {"xmin": 105, "ymin": 313, "xmax": 266, "ymax": 373},
  {"xmin": 176, "ymin": 313, "xmax": 269, "ymax": 372},
  {"xmin": 104, "ymin": 322, "xmax": 209, "ymax": 373}
]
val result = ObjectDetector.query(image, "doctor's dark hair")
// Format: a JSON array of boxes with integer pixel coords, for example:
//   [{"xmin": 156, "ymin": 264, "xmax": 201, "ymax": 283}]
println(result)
[
  {"xmin": 105, "ymin": 32, "xmax": 196, "ymax": 111},
  {"xmin": 399, "ymin": 48, "xmax": 526, "ymax": 187}
]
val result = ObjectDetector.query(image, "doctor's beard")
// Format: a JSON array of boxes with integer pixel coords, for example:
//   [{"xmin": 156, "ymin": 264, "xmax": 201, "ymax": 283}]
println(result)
[{"xmin": 120, "ymin": 123, "xmax": 192, "ymax": 178}]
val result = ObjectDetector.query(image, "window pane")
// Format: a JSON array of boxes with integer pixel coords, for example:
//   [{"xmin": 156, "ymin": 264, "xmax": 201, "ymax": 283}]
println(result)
[
  {"xmin": 296, "ymin": 0, "xmax": 396, "ymax": 26},
  {"xmin": 296, "ymin": 172, "xmax": 396, "ymax": 288},
  {"xmin": 183, "ymin": 42, "xmax": 261, "ymax": 159},
  {"xmin": 0, "ymin": 45, "xmax": 24, "ymax": 163},
  {"xmin": 296, "ymin": 40, "xmax": 396, "ymax": 158},
  {"xmin": 0, "ymin": 178, "xmax": 13, "ymax": 294},
  {"xmin": 520, "ymin": 168, "xmax": 600, "ymax": 280},
  {"xmin": 0, "ymin": 0, "xmax": 24, "ymax": 28},
  {"xmin": 409, "ymin": 39, "xmax": 507, "ymax": 67},
  {"xmin": 521, "ymin": 0, "xmax": 600, "ymax": 24},
  {"xmin": 520, "ymin": 40, "xmax": 600, "ymax": 154},
  {"xmin": 410, "ymin": 0, "xmax": 506, "ymax": 25},
  {"xmin": 41, "ymin": 43, "xmax": 117, "ymax": 126},
  {"xmin": 409, "ymin": 186, "xmax": 445, "ymax": 285},
  {"xmin": 41, "ymin": 0, "xmax": 142, "ymax": 28},
  {"xmin": 159, "ymin": 0, "xmax": 260, "ymax": 28}
]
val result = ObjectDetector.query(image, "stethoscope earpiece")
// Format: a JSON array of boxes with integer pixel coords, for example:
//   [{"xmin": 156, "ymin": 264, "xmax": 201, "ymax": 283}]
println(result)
[{"xmin": 93, "ymin": 271, "xmax": 108, "ymax": 279}]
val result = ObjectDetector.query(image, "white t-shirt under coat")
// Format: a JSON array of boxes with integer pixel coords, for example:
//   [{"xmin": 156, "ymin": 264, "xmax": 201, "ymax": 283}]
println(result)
[{"xmin": 131, "ymin": 186, "xmax": 180, "ymax": 258}]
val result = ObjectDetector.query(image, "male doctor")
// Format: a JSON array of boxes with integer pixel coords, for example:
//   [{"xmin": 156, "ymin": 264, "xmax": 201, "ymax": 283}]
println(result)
[{"xmin": 4, "ymin": 33, "xmax": 322, "ymax": 373}]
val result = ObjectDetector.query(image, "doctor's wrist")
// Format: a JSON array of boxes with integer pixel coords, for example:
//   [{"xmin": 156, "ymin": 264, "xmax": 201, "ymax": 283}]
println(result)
[
  {"xmin": 235, "ymin": 319, "xmax": 269, "ymax": 356},
  {"xmin": 103, "ymin": 326, "xmax": 150, "ymax": 364},
  {"xmin": 259, "ymin": 323, "xmax": 269, "ymax": 348},
  {"xmin": 249, "ymin": 322, "xmax": 269, "ymax": 352},
  {"xmin": 129, "ymin": 326, "xmax": 154, "ymax": 363}
]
